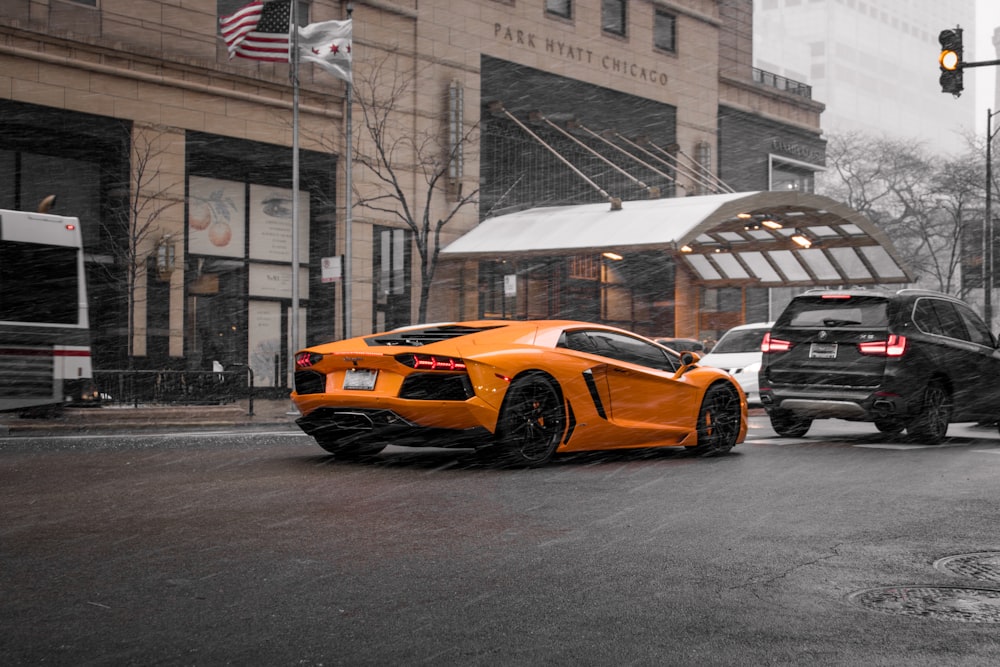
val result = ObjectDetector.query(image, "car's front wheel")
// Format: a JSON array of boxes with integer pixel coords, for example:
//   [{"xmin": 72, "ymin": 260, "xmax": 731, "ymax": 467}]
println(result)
[
  {"xmin": 686, "ymin": 382, "xmax": 742, "ymax": 456},
  {"xmin": 907, "ymin": 381, "xmax": 951, "ymax": 444},
  {"xmin": 493, "ymin": 372, "xmax": 565, "ymax": 466},
  {"xmin": 768, "ymin": 409, "xmax": 812, "ymax": 438}
]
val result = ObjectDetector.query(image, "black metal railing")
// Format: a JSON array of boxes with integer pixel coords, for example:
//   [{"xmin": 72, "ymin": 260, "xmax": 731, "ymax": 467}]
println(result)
[
  {"xmin": 93, "ymin": 368, "xmax": 256, "ymax": 410},
  {"xmin": 752, "ymin": 67, "xmax": 812, "ymax": 99}
]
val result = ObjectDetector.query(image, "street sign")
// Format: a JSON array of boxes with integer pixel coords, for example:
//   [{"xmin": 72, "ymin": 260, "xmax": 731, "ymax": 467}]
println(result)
[{"xmin": 321, "ymin": 256, "xmax": 342, "ymax": 283}]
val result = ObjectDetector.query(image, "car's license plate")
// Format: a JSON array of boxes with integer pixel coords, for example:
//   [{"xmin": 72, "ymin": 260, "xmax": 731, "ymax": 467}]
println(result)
[
  {"xmin": 343, "ymin": 368, "xmax": 378, "ymax": 390},
  {"xmin": 809, "ymin": 342, "xmax": 838, "ymax": 359}
]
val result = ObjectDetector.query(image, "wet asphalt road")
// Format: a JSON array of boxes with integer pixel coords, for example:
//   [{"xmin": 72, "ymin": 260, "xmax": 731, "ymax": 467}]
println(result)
[{"xmin": 3, "ymin": 418, "xmax": 1000, "ymax": 666}]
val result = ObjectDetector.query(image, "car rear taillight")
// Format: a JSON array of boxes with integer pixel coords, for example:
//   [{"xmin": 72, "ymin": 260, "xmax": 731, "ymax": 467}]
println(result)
[
  {"xmin": 295, "ymin": 352, "xmax": 323, "ymax": 369},
  {"xmin": 858, "ymin": 334, "xmax": 907, "ymax": 357},
  {"xmin": 395, "ymin": 353, "xmax": 467, "ymax": 371},
  {"xmin": 761, "ymin": 332, "xmax": 792, "ymax": 353}
]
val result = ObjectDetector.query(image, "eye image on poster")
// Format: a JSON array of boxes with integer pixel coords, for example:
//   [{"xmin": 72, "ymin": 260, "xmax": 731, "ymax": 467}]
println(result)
[
  {"xmin": 249, "ymin": 184, "xmax": 310, "ymax": 263},
  {"xmin": 188, "ymin": 176, "xmax": 246, "ymax": 258}
]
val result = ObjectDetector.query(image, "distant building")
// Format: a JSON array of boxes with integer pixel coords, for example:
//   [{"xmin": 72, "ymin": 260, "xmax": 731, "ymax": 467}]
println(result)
[{"xmin": 754, "ymin": 0, "xmax": 977, "ymax": 155}]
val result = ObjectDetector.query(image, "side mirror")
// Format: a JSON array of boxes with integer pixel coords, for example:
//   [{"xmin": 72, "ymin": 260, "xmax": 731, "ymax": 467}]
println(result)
[
  {"xmin": 672, "ymin": 351, "xmax": 700, "ymax": 379},
  {"xmin": 680, "ymin": 351, "xmax": 700, "ymax": 365}
]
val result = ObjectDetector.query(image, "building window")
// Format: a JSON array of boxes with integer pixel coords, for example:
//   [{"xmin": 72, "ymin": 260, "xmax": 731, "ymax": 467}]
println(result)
[
  {"xmin": 654, "ymin": 10, "xmax": 676, "ymax": 52},
  {"xmin": 770, "ymin": 159, "xmax": 816, "ymax": 193},
  {"xmin": 66, "ymin": 0, "xmax": 97, "ymax": 5},
  {"xmin": 545, "ymin": 0, "xmax": 572, "ymax": 20},
  {"xmin": 602, "ymin": 0, "xmax": 627, "ymax": 37},
  {"xmin": 373, "ymin": 226, "xmax": 412, "ymax": 331}
]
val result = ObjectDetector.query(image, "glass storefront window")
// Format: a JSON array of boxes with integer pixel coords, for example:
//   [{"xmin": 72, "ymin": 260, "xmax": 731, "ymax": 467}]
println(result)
[{"xmin": 770, "ymin": 160, "xmax": 816, "ymax": 193}]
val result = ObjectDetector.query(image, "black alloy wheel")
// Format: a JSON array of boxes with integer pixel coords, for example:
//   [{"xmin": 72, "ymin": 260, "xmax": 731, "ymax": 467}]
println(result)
[
  {"xmin": 687, "ymin": 382, "xmax": 742, "ymax": 456},
  {"xmin": 768, "ymin": 409, "xmax": 813, "ymax": 438},
  {"xmin": 907, "ymin": 381, "xmax": 951, "ymax": 444},
  {"xmin": 494, "ymin": 372, "xmax": 566, "ymax": 466}
]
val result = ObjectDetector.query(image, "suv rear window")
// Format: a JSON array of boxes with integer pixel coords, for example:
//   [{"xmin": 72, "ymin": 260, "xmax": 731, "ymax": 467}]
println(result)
[{"xmin": 778, "ymin": 296, "xmax": 889, "ymax": 328}]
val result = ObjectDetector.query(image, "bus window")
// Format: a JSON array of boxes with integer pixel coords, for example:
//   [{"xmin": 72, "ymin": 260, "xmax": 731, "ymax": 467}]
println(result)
[{"xmin": 0, "ymin": 241, "xmax": 79, "ymax": 324}]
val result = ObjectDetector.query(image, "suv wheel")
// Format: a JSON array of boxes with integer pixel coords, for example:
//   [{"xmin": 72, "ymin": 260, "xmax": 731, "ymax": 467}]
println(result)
[
  {"xmin": 768, "ymin": 409, "xmax": 812, "ymax": 437},
  {"xmin": 906, "ymin": 381, "xmax": 951, "ymax": 444}
]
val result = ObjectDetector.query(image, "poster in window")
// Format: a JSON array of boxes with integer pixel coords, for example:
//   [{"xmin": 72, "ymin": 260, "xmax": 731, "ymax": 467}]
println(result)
[
  {"xmin": 249, "ymin": 184, "xmax": 310, "ymax": 263},
  {"xmin": 248, "ymin": 300, "xmax": 281, "ymax": 388},
  {"xmin": 248, "ymin": 264, "xmax": 310, "ymax": 300},
  {"xmin": 188, "ymin": 176, "xmax": 246, "ymax": 258}
]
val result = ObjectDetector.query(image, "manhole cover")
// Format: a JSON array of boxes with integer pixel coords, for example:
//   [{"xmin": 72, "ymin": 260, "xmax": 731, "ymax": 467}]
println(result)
[
  {"xmin": 934, "ymin": 552, "xmax": 1000, "ymax": 583},
  {"xmin": 847, "ymin": 586, "xmax": 1000, "ymax": 623}
]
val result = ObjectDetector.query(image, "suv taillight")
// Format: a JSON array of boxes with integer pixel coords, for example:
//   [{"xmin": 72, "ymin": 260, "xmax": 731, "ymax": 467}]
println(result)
[
  {"xmin": 858, "ymin": 334, "xmax": 907, "ymax": 357},
  {"xmin": 761, "ymin": 332, "xmax": 792, "ymax": 353}
]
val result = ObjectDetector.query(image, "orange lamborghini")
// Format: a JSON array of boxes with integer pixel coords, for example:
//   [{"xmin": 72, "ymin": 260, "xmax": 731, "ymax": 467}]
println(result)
[{"xmin": 292, "ymin": 320, "xmax": 748, "ymax": 465}]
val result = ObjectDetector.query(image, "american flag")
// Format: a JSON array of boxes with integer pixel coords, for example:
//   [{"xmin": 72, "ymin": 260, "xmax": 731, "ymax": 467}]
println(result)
[{"xmin": 220, "ymin": 0, "xmax": 291, "ymax": 62}]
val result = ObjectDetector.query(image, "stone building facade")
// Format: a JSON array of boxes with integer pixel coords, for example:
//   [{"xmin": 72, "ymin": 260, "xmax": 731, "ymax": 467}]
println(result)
[{"xmin": 0, "ymin": 0, "xmax": 827, "ymax": 392}]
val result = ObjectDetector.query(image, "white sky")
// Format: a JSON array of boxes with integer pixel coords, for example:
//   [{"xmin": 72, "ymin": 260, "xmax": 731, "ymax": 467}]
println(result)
[{"xmin": 974, "ymin": 0, "xmax": 1000, "ymax": 131}]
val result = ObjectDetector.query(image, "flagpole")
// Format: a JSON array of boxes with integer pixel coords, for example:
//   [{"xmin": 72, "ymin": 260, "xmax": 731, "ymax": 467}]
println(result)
[
  {"xmin": 343, "ymin": 2, "xmax": 354, "ymax": 340},
  {"xmin": 290, "ymin": 0, "xmax": 301, "ymax": 391}
]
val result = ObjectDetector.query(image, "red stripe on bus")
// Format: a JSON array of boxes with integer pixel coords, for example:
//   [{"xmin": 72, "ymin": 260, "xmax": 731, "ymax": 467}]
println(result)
[{"xmin": 0, "ymin": 348, "xmax": 91, "ymax": 357}]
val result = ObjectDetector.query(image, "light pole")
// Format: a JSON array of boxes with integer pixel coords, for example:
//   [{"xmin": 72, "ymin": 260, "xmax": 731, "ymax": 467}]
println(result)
[{"xmin": 986, "ymin": 109, "xmax": 1000, "ymax": 327}]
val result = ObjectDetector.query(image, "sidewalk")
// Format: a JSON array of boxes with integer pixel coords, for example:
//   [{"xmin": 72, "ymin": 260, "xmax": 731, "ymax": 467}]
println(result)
[{"xmin": 0, "ymin": 399, "xmax": 299, "ymax": 436}]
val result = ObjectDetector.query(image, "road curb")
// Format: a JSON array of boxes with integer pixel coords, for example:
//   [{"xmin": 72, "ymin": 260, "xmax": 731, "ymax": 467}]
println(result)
[{"xmin": 0, "ymin": 400, "xmax": 298, "ymax": 436}]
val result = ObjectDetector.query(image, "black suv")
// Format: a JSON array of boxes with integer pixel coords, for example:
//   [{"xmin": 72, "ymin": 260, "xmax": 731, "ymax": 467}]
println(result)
[{"xmin": 759, "ymin": 288, "xmax": 1000, "ymax": 443}]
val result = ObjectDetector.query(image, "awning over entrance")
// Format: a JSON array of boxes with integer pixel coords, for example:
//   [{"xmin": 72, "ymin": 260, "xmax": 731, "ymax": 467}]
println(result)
[{"xmin": 442, "ymin": 191, "xmax": 913, "ymax": 287}]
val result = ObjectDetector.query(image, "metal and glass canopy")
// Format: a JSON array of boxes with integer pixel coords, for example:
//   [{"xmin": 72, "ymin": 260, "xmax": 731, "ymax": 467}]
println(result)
[{"xmin": 442, "ymin": 191, "xmax": 913, "ymax": 287}]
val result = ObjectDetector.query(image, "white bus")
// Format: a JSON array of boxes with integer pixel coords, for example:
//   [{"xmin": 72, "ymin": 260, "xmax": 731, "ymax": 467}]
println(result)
[{"xmin": 0, "ymin": 207, "xmax": 99, "ymax": 414}]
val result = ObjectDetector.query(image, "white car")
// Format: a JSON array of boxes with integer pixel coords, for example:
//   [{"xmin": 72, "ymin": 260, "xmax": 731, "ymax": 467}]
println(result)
[{"xmin": 698, "ymin": 322, "xmax": 772, "ymax": 406}]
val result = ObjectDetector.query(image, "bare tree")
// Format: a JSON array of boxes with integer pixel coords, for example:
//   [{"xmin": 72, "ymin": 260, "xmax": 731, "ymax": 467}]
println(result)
[
  {"xmin": 818, "ymin": 132, "xmax": 986, "ymax": 297},
  {"xmin": 107, "ymin": 124, "xmax": 181, "ymax": 368},
  {"xmin": 350, "ymin": 54, "xmax": 480, "ymax": 322}
]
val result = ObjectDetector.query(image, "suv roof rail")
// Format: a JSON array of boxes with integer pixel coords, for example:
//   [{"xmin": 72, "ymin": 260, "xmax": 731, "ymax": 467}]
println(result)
[
  {"xmin": 894, "ymin": 287, "xmax": 952, "ymax": 297},
  {"xmin": 800, "ymin": 286, "xmax": 893, "ymax": 295}
]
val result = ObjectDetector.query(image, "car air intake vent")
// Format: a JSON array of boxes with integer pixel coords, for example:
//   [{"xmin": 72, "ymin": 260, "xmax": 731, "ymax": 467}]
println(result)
[
  {"xmin": 295, "ymin": 371, "xmax": 325, "ymax": 395},
  {"xmin": 367, "ymin": 324, "xmax": 503, "ymax": 347},
  {"xmin": 399, "ymin": 373, "xmax": 473, "ymax": 400}
]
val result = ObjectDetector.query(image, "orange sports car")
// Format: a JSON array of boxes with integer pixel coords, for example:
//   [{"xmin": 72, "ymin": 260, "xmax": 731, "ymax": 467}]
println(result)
[{"xmin": 292, "ymin": 320, "xmax": 748, "ymax": 465}]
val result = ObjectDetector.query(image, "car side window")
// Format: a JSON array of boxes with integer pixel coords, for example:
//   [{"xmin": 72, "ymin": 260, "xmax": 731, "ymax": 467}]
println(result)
[
  {"xmin": 955, "ymin": 303, "xmax": 995, "ymax": 347},
  {"xmin": 930, "ymin": 299, "xmax": 971, "ymax": 342},
  {"xmin": 558, "ymin": 330, "xmax": 598, "ymax": 354},
  {"xmin": 562, "ymin": 330, "xmax": 677, "ymax": 371},
  {"xmin": 912, "ymin": 298, "xmax": 945, "ymax": 336}
]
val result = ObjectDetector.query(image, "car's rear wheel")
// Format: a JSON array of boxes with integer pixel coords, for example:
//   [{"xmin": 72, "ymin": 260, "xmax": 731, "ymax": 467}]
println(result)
[
  {"xmin": 907, "ymin": 381, "xmax": 951, "ymax": 444},
  {"xmin": 768, "ymin": 409, "xmax": 812, "ymax": 438},
  {"xmin": 314, "ymin": 437, "xmax": 386, "ymax": 459},
  {"xmin": 493, "ymin": 372, "xmax": 565, "ymax": 466},
  {"xmin": 686, "ymin": 382, "xmax": 742, "ymax": 456}
]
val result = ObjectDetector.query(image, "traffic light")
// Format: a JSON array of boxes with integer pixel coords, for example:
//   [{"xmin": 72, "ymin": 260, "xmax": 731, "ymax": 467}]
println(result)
[{"xmin": 939, "ymin": 27, "xmax": 963, "ymax": 96}]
